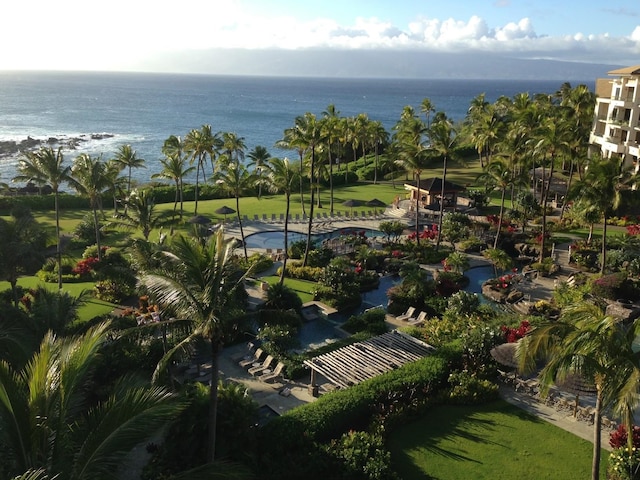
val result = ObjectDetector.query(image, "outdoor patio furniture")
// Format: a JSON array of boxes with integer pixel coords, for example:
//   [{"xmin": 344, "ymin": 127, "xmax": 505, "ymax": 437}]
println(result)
[
  {"xmin": 259, "ymin": 362, "xmax": 286, "ymax": 383},
  {"xmin": 239, "ymin": 348, "xmax": 264, "ymax": 369},
  {"xmin": 249, "ymin": 355, "xmax": 275, "ymax": 376},
  {"xmin": 262, "ymin": 214, "xmax": 268, "ymax": 221},
  {"xmin": 271, "ymin": 213, "xmax": 277, "ymax": 222},
  {"xmin": 408, "ymin": 311, "xmax": 427, "ymax": 325},
  {"xmin": 396, "ymin": 306, "xmax": 416, "ymax": 322}
]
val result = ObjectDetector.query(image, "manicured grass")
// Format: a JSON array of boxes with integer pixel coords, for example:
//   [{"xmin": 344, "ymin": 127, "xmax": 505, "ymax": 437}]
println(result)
[
  {"xmin": 261, "ymin": 275, "xmax": 316, "ymax": 304},
  {"xmin": 387, "ymin": 400, "xmax": 608, "ymax": 480},
  {"xmin": 0, "ymin": 277, "xmax": 118, "ymax": 321}
]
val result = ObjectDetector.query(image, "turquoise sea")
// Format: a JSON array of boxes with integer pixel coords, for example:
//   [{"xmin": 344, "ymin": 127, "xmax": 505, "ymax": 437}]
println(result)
[{"xmin": 0, "ymin": 71, "xmax": 594, "ymax": 184}]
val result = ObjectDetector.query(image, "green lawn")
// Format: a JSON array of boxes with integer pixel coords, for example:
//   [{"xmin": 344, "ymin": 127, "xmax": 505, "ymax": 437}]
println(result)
[
  {"xmin": 260, "ymin": 275, "xmax": 317, "ymax": 303},
  {"xmin": 388, "ymin": 400, "xmax": 608, "ymax": 480},
  {"xmin": 0, "ymin": 277, "xmax": 118, "ymax": 321}
]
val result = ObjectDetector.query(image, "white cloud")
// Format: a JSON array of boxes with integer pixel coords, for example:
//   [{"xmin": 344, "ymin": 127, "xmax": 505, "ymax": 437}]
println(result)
[{"xmin": 2, "ymin": 2, "xmax": 640, "ymax": 70}]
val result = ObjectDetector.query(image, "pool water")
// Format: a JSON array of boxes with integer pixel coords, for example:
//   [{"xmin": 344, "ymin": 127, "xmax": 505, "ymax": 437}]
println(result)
[
  {"xmin": 464, "ymin": 265, "xmax": 496, "ymax": 295},
  {"xmin": 245, "ymin": 228, "xmax": 384, "ymax": 250}
]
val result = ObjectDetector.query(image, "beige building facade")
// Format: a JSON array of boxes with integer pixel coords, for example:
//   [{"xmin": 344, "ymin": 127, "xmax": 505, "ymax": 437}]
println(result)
[{"xmin": 589, "ymin": 65, "xmax": 640, "ymax": 173}]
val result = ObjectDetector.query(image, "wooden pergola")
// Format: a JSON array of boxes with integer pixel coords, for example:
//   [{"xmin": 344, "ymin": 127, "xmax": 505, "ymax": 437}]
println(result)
[{"xmin": 304, "ymin": 330, "xmax": 434, "ymax": 392}]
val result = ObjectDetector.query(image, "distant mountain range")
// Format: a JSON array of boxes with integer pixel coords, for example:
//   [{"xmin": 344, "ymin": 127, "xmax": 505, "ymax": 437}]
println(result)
[{"xmin": 140, "ymin": 48, "xmax": 621, "ymax": 81}]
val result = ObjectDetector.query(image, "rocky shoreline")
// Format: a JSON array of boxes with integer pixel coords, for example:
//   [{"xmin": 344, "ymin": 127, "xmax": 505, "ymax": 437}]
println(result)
[{"xmin": 0, "ymin": 133, "xmax": 114, "ymax": 158}]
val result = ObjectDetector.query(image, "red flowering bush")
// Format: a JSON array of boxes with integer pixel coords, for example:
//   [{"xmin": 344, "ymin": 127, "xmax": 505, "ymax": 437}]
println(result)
[
  {"xmin": 626, "ymin": 224, "xmax": 640, "ymax": 236},
  {"xmin": 500, "ymin": 320, "xmax": 531, "ymax": 343},
  {"xmin": 610, "ymin": 424, "xmax": 640, "ymax": 449},
  {"xmin": 72, "ymin": 256, "xmax": 100, "ymax": 277}
]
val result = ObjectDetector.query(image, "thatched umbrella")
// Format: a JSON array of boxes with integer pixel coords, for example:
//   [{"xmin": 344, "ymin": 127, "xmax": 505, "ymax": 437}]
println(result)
[
  {"xmin": 215, "ymin": 205, "xmax": 236, "ymax": 224},
  {"xmin": 556, "ymin": 373, "xmax": 597, "ymax": 417},
  {"xmin": 490, "ymin": 342, "xmax": 518, "ymax": 369},
  {"xmin": 188, "ymin": 214, "xmax": 212, "ymax": 225},
  {"xmin": 366, "ymin": 198, "xmax": 387, "ymax": 216},
  {"xmin": 342, "ymin": 199, "xmax": 360, "ymax": 217}
]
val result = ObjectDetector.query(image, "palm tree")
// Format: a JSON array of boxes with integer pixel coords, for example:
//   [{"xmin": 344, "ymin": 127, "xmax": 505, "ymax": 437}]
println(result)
[
  {"xmin": 247, "ymin": 145, "xmax": 271, "ymax": 198},
  {"xmin": 113, "ymin": 144, "xmax": 145, "ymax": 199},
  {"xmin": 184, "ymin": 125, "xmax": 216, "ymax": 215},
  {"xmin": 321, "ymin": 105, "xmax": 341, "ymax": 213},
  {"xmin": 367, "ymin": 119, "xmax": 388, "ymax": 185},
  {"xmin": 519, "ymin": 302, "xmax": 640, "ymax": 480},
  {"xmin": 421, "ymin": 97, "xmax": 435, "ymax": 130},
  {"xmin": 221, "ymin": 132, "xmax": 247, "ymax": 169},
  {"xmin": 139, "ymin": 229, "xmax": 252, "ymax": 462},
  {"xmin": 293, "ymin": 113, "xmax": 324, "ymax": 266},
  {"xmin": 69, "ymin": 154, "xmax": 109, "ymax": 261},
  {"xmin": 569, "ymin": 156, "xmax": 636, "ymax": 274},
  {"xmin": 477, "ymin": 158, "xmax": 524, "ymax": 249},
  {"xmin": 276, "ymin": 120, "xmax": 308, "ymax": 216},
  {"xmin": 263, "ymin": 157, "xmax": 299, "ymax": 285},
  {"xmin": 13, "ymin": 146, "xmax": 71, "ymax": 289},
  {"xmin": 0, "ymin": 321, "xmax": 183, "ymax": 480},
  {"xmin": 532, "ymin": 110, "xmax": 572, "ymax": 262},
  {"xmin": 429, "ymin": 115, "xmax": 457, "ymax": 251},
  {"xmin": 393, "ymin": 108, "xmax": 429, "ymax": 244},
  {"xmin": 103, "ymin": 159, "xmax": 127, "ymax": 216},
  {"xmin": 482, "ymin": 247, "xmax": 513, "ymax": 277},
  {"xmin": 0, "ymin": 213, "xmax": 48, "ymax": 307},
  {"xmin": 26, "ymin": 286, "xmax": 90, "ymax": 337},
  {"xmin": 152, "ymin": 153, "xmax": 194, "ymax": 221},
  {"xmin": 213, "ymin": 162, "xmax": 255, "ymax": 260},
  {"xmin": 110, "ymin": 188, "xmax": 172, "ymax": 241}
]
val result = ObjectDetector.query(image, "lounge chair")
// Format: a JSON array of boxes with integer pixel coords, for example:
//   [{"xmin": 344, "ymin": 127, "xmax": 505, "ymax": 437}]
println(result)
[
  {"xmin": 262, "ymin": 214, "xmax": 268, "ymax": 222},
  {"xmin": 408, "ymin": 311, "xmax": 427, "ymax": 325},
  {"xmin": 248, "ymin": 355, "xmax": 274, "ymax": 376},
  {"xmin": 259, "ymin": 362, "xmax": 286, "ymax": 383},
  {"xmin": 239, "ymin": 348, "xmax": 264, "ymax": 369},
  {"xmin": 396, "ymin": 306, "xmax": 416, "ymax": 322},
  {"xmin": 279, "ymin": 213, "xmax": 285, "ymax": 222},
  {"xmin": 271, "ymin": 213, "xmax": 277, "ymax": 222}
]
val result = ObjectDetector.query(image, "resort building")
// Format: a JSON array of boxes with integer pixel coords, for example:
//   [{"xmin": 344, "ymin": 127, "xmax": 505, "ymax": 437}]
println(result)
[
  {"xmin": 403, "ymin": 177, "xmax": 466, "ymax": 211},
  {"xmin": 589, "ymin": 65, "xmax": 640, "ymax": 173}
]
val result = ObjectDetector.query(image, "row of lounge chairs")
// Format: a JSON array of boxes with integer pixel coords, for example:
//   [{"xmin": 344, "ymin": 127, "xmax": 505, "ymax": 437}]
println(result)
[
  {"xmin": 237, "ymin": 346, "xmax": 286, "ymax": 383},
  {"xmin": 395, "ymin": 306, "xmax": 427, "ymax": 325},
  {"xmin": 241, "ymin": 210, "xmax": 386, "ymax": 225}
]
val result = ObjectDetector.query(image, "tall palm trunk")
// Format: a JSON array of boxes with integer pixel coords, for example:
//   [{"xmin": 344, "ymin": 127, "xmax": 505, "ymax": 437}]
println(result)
[
  {"xmin": 194, "ymin": 158, "xmax": 201, "ymax": 215},
  {"xmin": 436, "ymin": 156, "xmax": 448, "ymax": 251},
  {"xmin": 93, "ymin": 204, "xmax": 102, "ymax": 261},
  {"xmin": 280, "ymin": 194, "xmax": 291, "ymax": 286},
  {"xmin": 304, "ymin": 148, "xmax": 316, "ymax": 266},
  {"xmin": 235, "ymin": 196, "xmax": 248, "ymax": 260},
  {"xmin": 591, "ymin": 391, "xmax": 603, "ymax": 480},
  {"xmin": 539, "ymin": 156, "xmax": 555, "ymax": 263},
  {"xmin": 54, "ymin": 189, "xmax": 63, "ymax": 289},
  {"xmin": 172, "ymin": 179, "xmax": 179, "ymax": 214},
  {"xmin": 494, "ymin": 188, "xmax": 506, "ymax": 249},
  {"xmin": 207, "ymin": 340, "xmax": 221, "ymax": 462},
  {"xmin": 329, "ymin": 152, "xmax": 335, "ymax": 214},
  {"xmin": 601, "ymin": 213, "xmax": 608, "ymax": 275},
  {"xmin": 415, "ymin": 173, "xmax": 421, "ymax": 245},
  {"xmin": 298, "ymin": 153, "xmax": 306, "ymax": 216}
]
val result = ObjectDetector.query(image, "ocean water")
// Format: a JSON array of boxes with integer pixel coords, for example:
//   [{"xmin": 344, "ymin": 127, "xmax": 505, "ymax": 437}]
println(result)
[{"xmin": 0, "ymin": 71, "xmax": 594, "ymax": 185}]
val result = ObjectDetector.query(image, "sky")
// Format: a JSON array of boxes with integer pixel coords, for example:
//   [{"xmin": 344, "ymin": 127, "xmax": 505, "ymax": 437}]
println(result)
[{"xmin": 2, "ymin": 0, "xmax": 640, "ymax": 76}]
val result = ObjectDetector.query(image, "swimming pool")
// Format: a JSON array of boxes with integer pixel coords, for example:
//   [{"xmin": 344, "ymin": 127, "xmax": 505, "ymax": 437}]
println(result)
[{"xmin": 245, "ymin": 228, "xmax": 384, "ymax": 250}]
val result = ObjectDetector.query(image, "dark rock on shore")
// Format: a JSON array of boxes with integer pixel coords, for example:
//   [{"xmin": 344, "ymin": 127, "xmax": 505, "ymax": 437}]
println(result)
[{"xmin": 0, "ymin": 134, "xmax": 115, "ymax": 157}]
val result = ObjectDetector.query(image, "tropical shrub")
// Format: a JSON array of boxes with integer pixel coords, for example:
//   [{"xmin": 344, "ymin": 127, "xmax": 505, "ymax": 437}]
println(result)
[
  {"xmin": 342, "ymin": 308, "xmax": 387, "ymax": 335},
  {"xmin": 324, "ymin": 430, "xmax": 397, "ymax": 480},
  {"xmin": 447, "ymin": 370, "xmax": 499, "ymax": 404}
]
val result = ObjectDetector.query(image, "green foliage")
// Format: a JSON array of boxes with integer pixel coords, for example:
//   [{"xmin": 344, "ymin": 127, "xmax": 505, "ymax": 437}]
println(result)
[
  {"xmin": 73, "ymin": 213, "xmax": 102, "ymax": 245},
  {"xmin": 257, "ymin": 324, "xmax": 301, "ymax": 355},
  {"xmin": 458, "ymin": 236, "xmax": 486, "ymax": 253},
  {"xmin": 441, "ymin": 211, "xmax": 472, "ymax": 245},
  {"xmin": 278, "ymin": 263, "xmax": 324, "ymax": 282},
  {"xmin": 306, "ymin": 246, "xmax": 334, "ymax": 268},
  {"xmin": 447, "ymin": 371, "xmax": 500, "ymax": 404},
  {"xmin": 445, "ymin": 291, "xmax": 481, "ymax": 317},
  {"xmin": 325, "ymin": 430, "xmax": 397, "ymax": 480},
  {"xmin": 288, "ymin": 239, "xmax": 308, "ymax": 259},
  {"xmin": 343, "ymin": 308, "xmax": 388, "ymax": 335},
  {"xmin": 378, "ymin": 220, "xmax": 405, "ymax": 243},
  {"xmin": 608, "ymin": 447, "xmax": 640, "ymax": 480},
  {"xmin": 258, "ymin": 352, "xmax": 452, "ymax": 478},
  {"xmin": 263, "ymin": 282, "xmax": 304, "ymax": 314},
  {"xmin": 240, "ymin": 252, "xmax": 274, "ymax": 274},
  {"xmin": 589, "ymin": 271, "xmax": 628, "ymax": 300}
]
